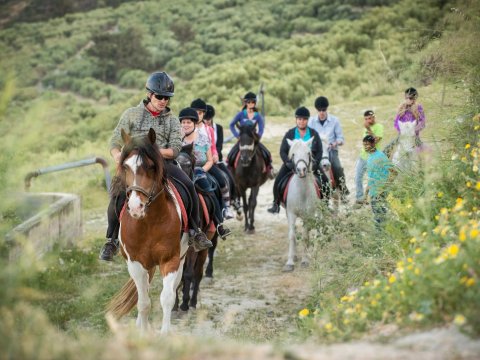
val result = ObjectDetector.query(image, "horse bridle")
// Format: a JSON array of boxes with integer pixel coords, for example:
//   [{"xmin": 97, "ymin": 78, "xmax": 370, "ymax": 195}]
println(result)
[
  {"xmin": 126, "ymin": 182, "xmax": 164, "ymax": 209},
  {"xmin": 239, "ymin": 142, "xmax": 258, "ymax": 165},
  {"xmin": 291, "ymin": 153, "xmax": 312, "ymax": 175}
]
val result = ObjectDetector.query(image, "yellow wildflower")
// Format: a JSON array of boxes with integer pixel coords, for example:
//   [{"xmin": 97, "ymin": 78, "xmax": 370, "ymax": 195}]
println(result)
[
  {"xmin": 471, "ymin": 229, "xmax": 479, "ymax": 238},
  {"xmin": 343, "ymin": 318, "xmax": 350, "ymax": 325},
  {"xmin": 409, "ymin": 312, "xmax": 424, "ymax": 321},
  {"xmin": 466, "ymin": 278, "xmax": 476, "ymax": 287},
  {"xmin": 388, "ymin": 275, "xmax": 396, "ymax": 284},
  {"xmin": 440, "ymin": 207, "xmax": 448, "ymax": 215},
  {"xmin": 373, "ymin": 279, "xmax": 381, "ymax": 287},
  {"xmin": 422, "ymin": 232, "xmax": 427, "ymax": 237},
  {"xmin": 465, "ymin": 143, "xmax": 471, "ymax": 149},
  {"xmin": 437, "ymin": 192, "xmax": 444, "ymax": 198},
  {"xmin": 409, "ymin": 237, "xmax": 417, "ymax": 244},
  {"xmin": 299, "ymin": 308, "xmax": 310, "ymax": 318},
  {"xmin": 407, "ymin": 257, "xmax": 413, "ymax": 263},
  {"xmin": 414, "ymin": 268, "xmax": 421, "ymax": 275},
  {"xmin": 466, "ymin": 181, "xmax": 472, "ymax": 187},
  {"xmin": 447, "ymin": 244, "xmax": 459, "ymax": 257},
  {"xmin": 375, "ymin": 293, "xmax": 381, "ymax": 300},
  {"xmin": 460, "ymin": 276, "xmax": 468, "ymax": 284},
  {"xmin": 474, "ymin": 165, "xmax": 479, "ymax": 172},
  {"xmin": 459, "ymin": 229, "xmax": 467, "ymax": 242},
  {"xmin": 415, "ymin": 248, "xmax": 422, "ymax": 254},
  {"xmin": 476, "ymin": 182, "xmax": 480, "ymax": 191},
  {"xmin": 370, "ymin": 300, "xmax": 378, "ymax": 306},
  {"xmin": 454, "ymin": 314, "xmax": 466, "ymax": 326},
  {"xmin": 324, "ymin": 322, "xmax": 333, "ymax": 332},
  {"xmin": 360, "ymin": 311, "xmax": 367, "ymax": 319}
]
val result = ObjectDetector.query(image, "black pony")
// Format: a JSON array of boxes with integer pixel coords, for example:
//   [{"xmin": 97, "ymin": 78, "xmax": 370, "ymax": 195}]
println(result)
[{"xmin": 230, "ymin": 124, "xmax": 269, "ymax": 234}]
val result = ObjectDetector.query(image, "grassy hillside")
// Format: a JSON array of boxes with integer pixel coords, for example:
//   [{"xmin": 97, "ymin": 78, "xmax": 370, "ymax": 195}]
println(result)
[{"xmin": 0, "ymin": 0, "xmax": 479, "ymax": 357}]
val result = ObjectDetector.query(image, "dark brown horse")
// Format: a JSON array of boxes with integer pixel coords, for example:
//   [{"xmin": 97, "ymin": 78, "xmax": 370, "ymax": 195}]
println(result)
[
  {"xmin": 231, "ymin": 124, "xmax": 269, "ymax": 234},
  {"xmin": 107, "ymin": 128, "xmax": 189, "ymax": 334},
  {"xmin": 174, "ymin": 144, "xmax": 217, "ymax": 311}
]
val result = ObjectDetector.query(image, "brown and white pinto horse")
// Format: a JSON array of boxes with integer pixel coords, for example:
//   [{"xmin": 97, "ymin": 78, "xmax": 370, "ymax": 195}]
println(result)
[{"xmin": 107, "ymin": 128, "xmax": 189, "ymax": 334}]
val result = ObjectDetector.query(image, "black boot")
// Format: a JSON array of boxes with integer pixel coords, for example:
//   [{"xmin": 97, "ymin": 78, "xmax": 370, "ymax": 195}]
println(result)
[
  {"xmin": 267, "ymin": 202, "xmax": 280, "ymax": 214},
  {"xmin": 99, "ymin": 238, "xmax": 119, "ymax": 261}
]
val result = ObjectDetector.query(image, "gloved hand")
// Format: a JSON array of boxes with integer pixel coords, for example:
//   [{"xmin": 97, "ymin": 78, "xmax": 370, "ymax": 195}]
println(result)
[{"xmin": 312, "ymin": 162, "xmax": 319, "ymax": 173}]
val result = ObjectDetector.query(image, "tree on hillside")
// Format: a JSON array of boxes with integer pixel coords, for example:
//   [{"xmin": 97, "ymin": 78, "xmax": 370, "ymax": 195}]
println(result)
[{"xmin": 87, "ymin": 27, "xmax": 151, "ymax": 83}]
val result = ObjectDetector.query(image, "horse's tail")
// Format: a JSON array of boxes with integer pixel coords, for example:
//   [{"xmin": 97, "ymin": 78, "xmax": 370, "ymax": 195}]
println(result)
[{"xmin": 106, "ymin": 267, "xmax": 156, "ymax": 318}]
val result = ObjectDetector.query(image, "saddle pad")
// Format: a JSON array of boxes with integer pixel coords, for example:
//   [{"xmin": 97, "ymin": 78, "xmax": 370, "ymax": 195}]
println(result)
[
  {"xmin": 167, "ymin": 179, "xmax": 189, "ymax": 232},
  {"xmin": 281, "ymin": 174, "xmax": 322, "ymax": 206}
]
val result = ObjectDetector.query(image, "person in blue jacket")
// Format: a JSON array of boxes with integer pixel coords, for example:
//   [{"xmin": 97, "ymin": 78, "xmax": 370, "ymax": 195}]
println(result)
[{"xmin": 226, "ymin": 92, "xmax": 274, "ymax": 179}]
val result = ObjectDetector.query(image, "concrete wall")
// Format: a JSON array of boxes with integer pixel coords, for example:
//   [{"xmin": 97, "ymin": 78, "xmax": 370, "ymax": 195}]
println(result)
[{"xmin": 6, "ymin": 192, "xmax": 82, "ymax": 261}]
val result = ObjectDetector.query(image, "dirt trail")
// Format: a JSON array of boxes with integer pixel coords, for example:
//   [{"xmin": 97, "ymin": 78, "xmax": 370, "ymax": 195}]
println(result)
[{"xmin": 92, "ymin": 118, "xmax": 480, "ymax": 358}]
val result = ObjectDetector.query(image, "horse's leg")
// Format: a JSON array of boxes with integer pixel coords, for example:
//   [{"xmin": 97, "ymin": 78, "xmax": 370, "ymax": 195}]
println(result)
[
  {"xmin": 180, "ymin": 249, "xmax": 195, "ymax": 311},
  {"xmin": 300, "ymin": 220, "xmax": 310, "ymax": 268},
  {"xmin": 127, "ymin": 260, "xmax": 151, "ymax": 332},
  {"xmin": 283, "ymin": 209, "xmax": 297, "ymax": 272},
  {"xmin": 247, "ymin": 186, "xmax": 259, "ymax": 234},
  {"xmin": 205, "ymin": 233, "xmax": 218, "ymax": 278},
  {"xmin": 190, "ymin": 249, "xmax": 208, "ymax": 308},
  {"xmin": 159, "ymin": 257, "xmax": 182, "ymax": 334},
  {"xmin": 241, "ymin": 189, "xmax": 249, "ymax": 231}
]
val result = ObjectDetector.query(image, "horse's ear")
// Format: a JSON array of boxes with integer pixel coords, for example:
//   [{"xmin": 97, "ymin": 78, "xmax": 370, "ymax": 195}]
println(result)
[
  {"xmin": 121, "ymin": 129, "xmax": 131, "ymax": 144},
  {"xmin": 287, "ymin": 138, "xmax": 294, "ymax": 147},
  {"xmin": 148, "ymin": 128, "xmax": 156, "ymax": 144},
  {"xmin": 305, "ymin": 137, "xmax": 314, "ymax": 147},
  {"xmin": 182, "ymin": 142, "xmax": 194, "ymax": 155}
]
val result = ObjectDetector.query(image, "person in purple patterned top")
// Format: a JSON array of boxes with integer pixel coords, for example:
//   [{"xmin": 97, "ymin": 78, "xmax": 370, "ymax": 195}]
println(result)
[{"xmin": 394, "ymin": 87, "xmax": 426, "ymax": 138}]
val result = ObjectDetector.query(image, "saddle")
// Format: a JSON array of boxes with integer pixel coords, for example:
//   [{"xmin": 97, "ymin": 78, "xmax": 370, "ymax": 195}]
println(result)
[{"xmin": 278, "ymin": 173, "xmax": 322, "ymax": 206}]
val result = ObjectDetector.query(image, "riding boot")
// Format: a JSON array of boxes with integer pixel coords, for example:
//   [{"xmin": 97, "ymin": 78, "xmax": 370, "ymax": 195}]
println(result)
[
  {"xmin": 220, "ymin": 185, "xmax": 234, "ymax": 219},
  {"xmin": 267, "ymin": 201, "xmax": 280, "ymax": 214},
  {"xmin": 99, "ymin": 238, "xmax": 119, "ymax": 261}
]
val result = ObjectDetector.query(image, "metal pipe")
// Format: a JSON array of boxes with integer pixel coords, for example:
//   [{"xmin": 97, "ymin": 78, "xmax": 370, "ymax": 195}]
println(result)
[{"xmin": 25, "ymin": 157, "xmax": 111, "ymax": 191}]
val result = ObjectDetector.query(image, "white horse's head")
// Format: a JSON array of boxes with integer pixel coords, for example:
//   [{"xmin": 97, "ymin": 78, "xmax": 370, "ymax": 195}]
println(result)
[
  {"xmin": 398, "ymin": 120, "xmax": 416, "ymax": 137},
  {"xmin": 287, "ymin": 138, "xmax": 313, "ymax": 178},
  {"xmin": 319, "ymin": 135, "xmax": 331, "ymax": 171}
]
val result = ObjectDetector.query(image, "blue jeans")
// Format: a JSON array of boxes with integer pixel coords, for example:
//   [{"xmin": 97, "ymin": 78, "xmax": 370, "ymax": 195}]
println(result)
[
  {"xmin": 371, "ymin": 193, "xmax": 388, "ymax": 231},
  {"xmin": 354, "ymin": 157, "xmax": 367, "ymax": 200}
]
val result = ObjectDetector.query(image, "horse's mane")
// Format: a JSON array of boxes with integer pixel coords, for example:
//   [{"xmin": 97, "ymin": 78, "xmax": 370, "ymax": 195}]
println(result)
[{"xmin": 111, "ymin": 135, "xmax": 168, "ymax": 197}]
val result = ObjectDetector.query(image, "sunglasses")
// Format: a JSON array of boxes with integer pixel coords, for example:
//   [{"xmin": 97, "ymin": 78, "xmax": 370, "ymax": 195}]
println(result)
[{"xmin": 152, "ymin": 94, "xmax": 171, "ymax": 101}]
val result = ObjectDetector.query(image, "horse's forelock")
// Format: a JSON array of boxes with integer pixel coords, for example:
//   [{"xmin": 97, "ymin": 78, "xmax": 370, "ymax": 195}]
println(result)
[
  {"xmin": 288, "ymin": 140, "xmax": 310, "ymax": 160},
  {"xmin": 121, "ymin": 137, "xmax": 165, "ymax": 185}
]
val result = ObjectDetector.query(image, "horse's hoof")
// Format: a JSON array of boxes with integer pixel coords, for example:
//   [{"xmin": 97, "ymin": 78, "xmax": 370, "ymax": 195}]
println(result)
[
  {"xmin": 282, "ymin": 264, "xmax": 294, "ymax": 272},
  {"xmin": 236, "ymin": 213, "xmax": 243, "ymax": 221},
  {"xmin": 301, "ymin": 260, "xmax": 310, "ymax": 268},
  {"xmin": 203, "ymin": 276, "xmax": 214, "ymax": 285},
  {"xmin": 246, "ymin": 228, "xmax": 255, "ymax": 235}
]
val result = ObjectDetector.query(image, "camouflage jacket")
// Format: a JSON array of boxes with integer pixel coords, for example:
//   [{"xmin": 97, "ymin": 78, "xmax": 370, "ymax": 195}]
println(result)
[{"xmin": 109, "ymin": 101, "xmax": 182, "ymax": 157}]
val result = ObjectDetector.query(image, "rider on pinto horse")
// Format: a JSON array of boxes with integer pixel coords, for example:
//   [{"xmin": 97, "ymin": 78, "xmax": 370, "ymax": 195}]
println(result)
[
  {"xmin": 226, "ymin": 91, "xmax": 274, "ymax": 179},
  {"xmin": 267, "ymin": 106, "xmax": 330, "ymax": 214},
  {"xmin": 99, "ymin": 71, "xmax": 212, "ymax": 261}
]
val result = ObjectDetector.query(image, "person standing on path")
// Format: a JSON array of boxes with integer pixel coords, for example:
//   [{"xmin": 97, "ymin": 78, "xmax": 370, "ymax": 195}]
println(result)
[{"xmin": 354, "ymin": 110, "xmax": 384, "ymax": 206}]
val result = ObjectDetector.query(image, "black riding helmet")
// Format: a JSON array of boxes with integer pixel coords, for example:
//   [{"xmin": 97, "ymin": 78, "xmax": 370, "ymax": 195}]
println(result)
[
  {"xmin": 405, "ymin": 87, "xmax": 418, "ymax": 99},
  {"xmin": 145, "ymin": 71, "xmax": 174, "ymax": 97},
  {"xmin": 205, "ymin": 104, "xmax": 215, "ymax": 120},
  {"xmin": 314, "ymin": 96, "xmax": 329, "ymax": 110},
  {"xmin": 190, "ymin": 98, "xmax": 207, "ymax": 112},
  {"xmin": 295, "ymin": 106, "xmax": 310, "ymax": 118},
  {"xmin": 178, "ymin": 107, "xmax": 199, "ymax": 123},
  {"xmin": 243, "ymin": 92, "xmax": 257, "ymax": 101}
]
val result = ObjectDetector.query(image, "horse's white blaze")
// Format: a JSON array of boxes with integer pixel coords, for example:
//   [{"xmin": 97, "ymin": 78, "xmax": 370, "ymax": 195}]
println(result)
[
  {"xmin": 118, "ymin": 223, "xmax": 131, "ymax": 262},
  {"xmin": 125, "ymin": 155, "xmax": 145, "ymax": 217},
  {"xmin": 160, "ymin": 271, "xmax": 178, "ymax": 334},
  {"xmin": 127, "ymin": 260, "xmax": 151, "ymax": 332},
  {"xmin": 239, "ymin": 143, "xmax": 255, "ymax": 151}
]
